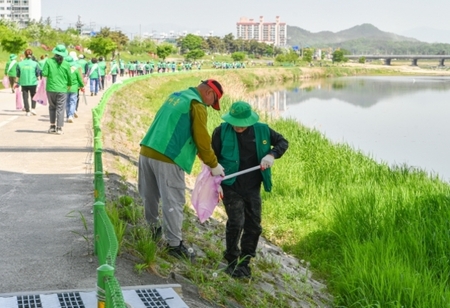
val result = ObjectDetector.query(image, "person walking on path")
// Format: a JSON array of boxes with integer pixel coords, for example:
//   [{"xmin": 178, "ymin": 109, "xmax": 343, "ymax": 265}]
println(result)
[
  {"xmin": 87, "ymin": 58, "xmax": 100, "ymax": 96},
  {"xmin": 65, "ymin": 55, "xmax": 84, "ymax": 123},
  {"xmin": 42, "ymin": 44, "xmax": 72, "ymax": 135},
  {"xmin": 75, "ymin": 54, "xmax": 88, "ymax": 118},
  {"xmin": 4, "ymin": 54, "xmax": 19, "ymax": 93},
  {"xmin": 109, "ymin": 60, "xmax": 119, "ymax": 84},
  {"xmin": 138, "ymin": 79, "xmax": 225, "ymax": 260},
  {"xmin": 16, "ymin": 49, "xmax": 41, "ymax": 116},
  {"xmin": 211, "ymin": 101, "xmax": 289, "ymax": 278},
  {"xmin": 98, "ymin": 56, "xmax": 107, "ymax": 90}
]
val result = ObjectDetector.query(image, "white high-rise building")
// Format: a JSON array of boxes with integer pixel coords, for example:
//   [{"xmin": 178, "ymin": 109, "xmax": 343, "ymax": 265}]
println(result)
[
  {"xmin": 236, "ymin": 16, "xmax": 287, "ymax": 46},
  {"xmin": 0, "ymin": 0, "xmax": 42, "ymax": 27}
]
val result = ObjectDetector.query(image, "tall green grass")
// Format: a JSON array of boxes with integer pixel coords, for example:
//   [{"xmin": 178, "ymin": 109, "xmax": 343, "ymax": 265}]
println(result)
[
  {"xmin": 105, "ymin": 69, "xmax": 450, "ymax": 307},
  {"xmin": 263, "ymin": 120, "xmax": 450, "ymax": 307}
]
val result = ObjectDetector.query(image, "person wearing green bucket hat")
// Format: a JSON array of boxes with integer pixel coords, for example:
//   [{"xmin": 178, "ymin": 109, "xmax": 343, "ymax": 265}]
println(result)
[
  {"xmin": 211, "ymin": 101, "xmax": 289, "ymax": 278},
  {"xmin": 42, "ymin": 44, "xmax": 72, "ymax": 134},
  {"xmin": 4, "ymin": 54, "xmax": 19, "ymax": 93}
]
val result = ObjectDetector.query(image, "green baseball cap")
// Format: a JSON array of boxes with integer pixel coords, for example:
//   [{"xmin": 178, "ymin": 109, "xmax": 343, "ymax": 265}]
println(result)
[
  {"xmin": 222, "ymin": 101, "xmax": 259, "ymax": 127},
  {"xmin": 9, "ymin": 54, "xmax": 17, "ymax": 60}
]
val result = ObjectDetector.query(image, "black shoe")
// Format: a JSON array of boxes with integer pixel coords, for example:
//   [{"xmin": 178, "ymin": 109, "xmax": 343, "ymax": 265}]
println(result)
[
  {"xmin": 151, "ymin": 226, "xmax": 162, "ymax": 241},
  {"xmin": 48, "ymin": 125, "xmax": 56, "ymax": 134},
  {"xmin": 225, "ymin": 263, "xmax": 252, "ymax": 278},
  {"xmin": 167, "ymin": 241, "xmax": 195, "ymax": 260}
]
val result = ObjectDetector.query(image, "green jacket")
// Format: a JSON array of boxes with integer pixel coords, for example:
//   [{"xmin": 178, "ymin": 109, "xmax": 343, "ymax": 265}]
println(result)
[
  {"xmin": 38, "ymin": 59, "xmax": 47, "ymax": 70},
  {"xmin": 140, "ymin": 88, "xmax": 207, "ymax": 174},
  {"xmin": 5, "ymin": 59, "xmax": 18, "ymax": 77},
  {"xmin": 87, "ymin": 62, "xmax": 100, "ymax": 79},
  {"xmin": 17, "ymin": 58, "xmax": 40, "ymax": 86},
  {"xmin": 77, "ymin": 59, "xmax": 88, "ymax": 74},
  {"xmin": 42, "ymin": 57, "xmax": 72, "ymax": 92},
  {"xmin": 98, "ymin": 61, "xmax": 106, "ymax": 76},
  {"xmin": 219, "ymin": 122, "xmax": 273, "ymax": 192},
  {"xmin": 68, "ymin": 64, "xmax": 84, "ymax": 93}
]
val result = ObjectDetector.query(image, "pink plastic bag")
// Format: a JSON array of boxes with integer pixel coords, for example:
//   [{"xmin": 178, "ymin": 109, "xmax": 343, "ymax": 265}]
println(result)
[
  {"xmin": 2, "ymin": 75, "xmax": 10, "ymax": 89},
  {"xmin": 15, "ymin": 87, "xmax": 23, "ymax": 110},
  {"xmin": 83, "ymin": 76, "xmax": 88, "ymax": 84},
  {"xmin": 191, "ymin": 164, "xmax": 223, "ymax": 223},
  {"xmin": 33, "ymin": 78, "xmax": 48, "ymax": 106},
  {"xmin": 106, "ymin": 74, "xmax": 112, "ymax": 81}
]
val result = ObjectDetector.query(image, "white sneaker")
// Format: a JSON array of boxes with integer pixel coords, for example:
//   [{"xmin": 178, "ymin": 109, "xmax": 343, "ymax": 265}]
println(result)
[
  {"xmin": 31, "ymin": 109, "xmax": 37, "ymax": 115},
  {"xmin": 68, "ymin": 116, "xmax": 74, "ymax": 123},
  {"xmin": 74, "ymin": 111, "xmax": 78, "ymax": 118},
  {"xmin": 26, "ymin": 112, "xmax": 31, "ymax": 116}
]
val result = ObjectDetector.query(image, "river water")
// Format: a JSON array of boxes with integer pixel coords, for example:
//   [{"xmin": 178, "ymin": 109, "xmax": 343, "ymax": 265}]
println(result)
[{"xmin": 249, "ymin": 76, "xmax": 450, "ymax": 182}]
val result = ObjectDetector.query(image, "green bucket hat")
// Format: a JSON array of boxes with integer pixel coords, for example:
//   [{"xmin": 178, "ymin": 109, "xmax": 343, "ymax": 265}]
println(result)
[
  {"xmin": 65, "ymin": 55, "xmax": 74, "ymax": 63},
  {"xmin": 222, "ymin": 101, "xmax": 259, "ymax": 127},
  {"xmin": 9, "ymin": 54, "xmax": 17, "ymax": 60},
  {"xmin": 52, "ymin": 44, "xmax": 68, "ymax": 57}
]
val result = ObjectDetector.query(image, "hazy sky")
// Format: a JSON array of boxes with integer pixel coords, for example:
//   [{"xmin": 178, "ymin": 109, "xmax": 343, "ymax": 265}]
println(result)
[{"xmin": 42, "ymin": 0, "xmax": 450, "ymax": 42}]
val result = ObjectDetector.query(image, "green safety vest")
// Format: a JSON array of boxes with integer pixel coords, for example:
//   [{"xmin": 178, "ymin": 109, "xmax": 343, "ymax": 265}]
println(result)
[
  {"xmin": 219, "ymin": 122, "xmax": 273, "ymax": 192},
  {"xmin": 140, "ymin": 87, "xmax": 206, "ymax": 174},
  {"xmin": 17, "ymin": 59, "xmax": 39, "ymax": 86}
]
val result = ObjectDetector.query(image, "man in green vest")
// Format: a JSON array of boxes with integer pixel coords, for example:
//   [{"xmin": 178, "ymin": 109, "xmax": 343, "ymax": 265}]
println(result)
[
  {"xmin": 211, "ymin": 101, "xmax": 289, "ymax": 278},
  {"xmin": 139, "ymin": 79, "xmax": 225, "ymax": 260},
  {"xmin": 4, "ymin": 54, "xmax": 18, "ymax": 93}
]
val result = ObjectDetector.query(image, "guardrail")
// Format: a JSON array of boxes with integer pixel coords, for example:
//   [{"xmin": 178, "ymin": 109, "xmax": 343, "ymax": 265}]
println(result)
[
  {"xmin": 91, "ymin": 71, "xmax": 185, "ymax": 307},
  {"xmin": 91, "ymin": 76, "xmax": 136, "ymax": 308}
]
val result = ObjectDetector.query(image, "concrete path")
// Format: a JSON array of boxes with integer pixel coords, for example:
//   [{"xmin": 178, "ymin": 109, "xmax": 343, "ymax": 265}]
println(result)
[{"xmin": 0, "ymin": 86, "xmax": 101, "ymax": 293}]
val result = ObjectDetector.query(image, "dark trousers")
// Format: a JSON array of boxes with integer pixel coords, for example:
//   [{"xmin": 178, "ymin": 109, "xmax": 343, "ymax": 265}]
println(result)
[
  {"xmin": 222, "ymin": 187, "xmax": 262, "ymax": 264},
  {"xmin": 21, "ymin": 85, "xmax": 37, "ymax": 112},
  {"xmin": 100, "ymin": 75, "xmax": 105, "ymax": 90}
]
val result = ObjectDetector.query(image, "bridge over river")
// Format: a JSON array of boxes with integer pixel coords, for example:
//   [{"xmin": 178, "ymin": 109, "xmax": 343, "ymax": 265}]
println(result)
[{"xmin": 346, "ymin": 55, "xmax": 450, "ymax": 66}]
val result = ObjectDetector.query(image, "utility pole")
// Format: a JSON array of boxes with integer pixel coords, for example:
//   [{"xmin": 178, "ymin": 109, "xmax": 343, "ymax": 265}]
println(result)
[
  {"xmin": 76, "ymin": 15, "xmax": 84, "ymax": 34},
  {"xmin": 55, "ymin": 16, "xmax": 62, "ymax": 29}
]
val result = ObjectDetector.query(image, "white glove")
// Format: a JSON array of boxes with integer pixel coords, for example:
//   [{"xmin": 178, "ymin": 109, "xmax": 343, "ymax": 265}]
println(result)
[
  {"xmin": 260, "ymin": 154, "xmax": 274, "ymax": 170},
  {"xmin": 210, "ymin": 163, "xmax": 225, "ymax": 177}
]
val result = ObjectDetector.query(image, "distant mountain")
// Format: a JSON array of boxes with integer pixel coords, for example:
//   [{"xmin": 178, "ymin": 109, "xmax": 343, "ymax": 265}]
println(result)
[
  {"xmin": 401, "ymin": 27, "xmax": 450, "ymax": 44},
  {"xmin": 287, "ymin": 23, "xmax": 418, "ymax": 47},
  {"xmin": 286, "ymin": 23, "xmax": 450, "ymax": 55}
]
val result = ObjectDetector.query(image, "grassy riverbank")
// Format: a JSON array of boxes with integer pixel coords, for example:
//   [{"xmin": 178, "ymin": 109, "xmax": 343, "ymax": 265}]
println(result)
[{"xmin": 103, "ymin": 66, "xmax": 450, "ymax": 307}]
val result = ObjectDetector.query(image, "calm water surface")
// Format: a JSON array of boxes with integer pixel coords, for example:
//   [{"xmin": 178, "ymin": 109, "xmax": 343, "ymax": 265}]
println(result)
[{"xmin": 250, "ymin": 76, "xmax": 450, "ymax": 182}]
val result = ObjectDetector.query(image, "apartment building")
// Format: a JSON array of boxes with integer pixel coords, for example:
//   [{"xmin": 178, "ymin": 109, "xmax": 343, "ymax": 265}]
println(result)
[
  {"xmin": 0, "ymin": 0, "xmax": 41, "ymax": 27},
  {"xmin": 236, "ymin": 16, "xmax": 287, "ymax": 46}
]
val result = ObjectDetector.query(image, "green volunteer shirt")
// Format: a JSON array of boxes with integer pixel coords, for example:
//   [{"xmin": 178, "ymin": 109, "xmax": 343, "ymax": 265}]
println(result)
[
  {"xmin": 5, "ymin": 59, "xmax": 18, "ymax": 77},
  {"xmin": 42, "ymin": 57, "xmax": 72, "ymax": 92},
  {"xmin": 17, "ymin": 58, "xmax": 39, "ymax": 86}
]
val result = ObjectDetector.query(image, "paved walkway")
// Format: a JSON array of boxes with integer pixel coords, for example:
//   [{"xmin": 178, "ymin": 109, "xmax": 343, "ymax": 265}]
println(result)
[
  {"xmin": 0, "ymin": 82, "xmax": 180, "ymax": 292},
  {"xmin": 0, "ymin": 85, "xmax": 102, "ymax": 293}
]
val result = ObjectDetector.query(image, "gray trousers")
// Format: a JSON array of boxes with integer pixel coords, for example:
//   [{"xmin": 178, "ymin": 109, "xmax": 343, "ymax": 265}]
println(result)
[
  {"xmin": 47, "ymin": 91, "xmax": 66, "ymax": 128},
  {"xmin": 138, "ymin": 155, "xmax": 185, "ymax": 246}
]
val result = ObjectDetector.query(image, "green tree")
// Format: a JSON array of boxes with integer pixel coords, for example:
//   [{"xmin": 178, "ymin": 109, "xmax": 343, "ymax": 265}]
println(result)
[
  {"xmin": 358, "ymin": 56, "xmax": 366, "ymax": 63},
  {"xmin": 185, "ymin": 49, "xmax": 205, "ymax": 61},
  {"xmin": 286, "ymin": 50, "xmax": 300, "ymax": 64},
  {"xmin": 302, "ymin": 48, "xmax": 313, "ymax": 63},
  {"xmin": 332, "ymin": 49, "xmax": 348, "ymax": 63},
  {"xmin": 178, "ymin": 34, "xmax": 203, "ymax": 54},
  {"xmin": 231, "ymin": 51, "xmax": 246, "ymax": 61},
  {"xmin": 156, "ymin": 43, "xmax": 174, "ymax": 60},
  {"xmin": 87, "ymin": 37, "xmax": 117, "ymax": 58},
  {"xmin": 1, "ymin": 34, "xmax": 28, "ymax": 54},
  {"xmin": 206, "ymin": 36, "xmax": 225, "ymax": 54}
]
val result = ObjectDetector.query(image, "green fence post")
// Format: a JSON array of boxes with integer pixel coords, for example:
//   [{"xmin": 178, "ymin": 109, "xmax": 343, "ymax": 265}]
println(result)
[
  {"xmin": 95, "ymin": 149, "xmax": 103, "ymax": 173},
  {"xmin": 94, "ymin": 171, "xmax": 105, "ymax": 203},
  {"xmin": 93, "ymin": 201, "xmax": 105, "ymax": 256},
  {"xmin": 97, "ymin": 264, "xmax": 114, "ymax": 308}
]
